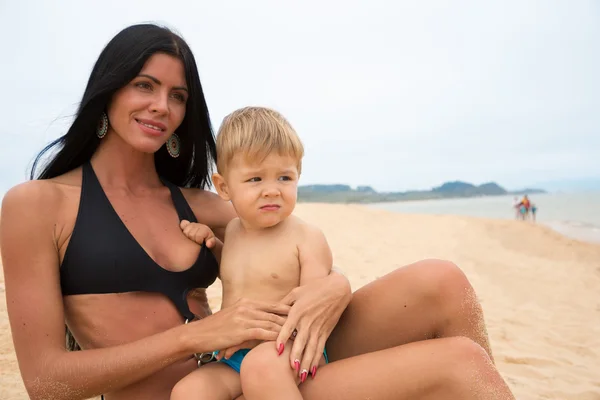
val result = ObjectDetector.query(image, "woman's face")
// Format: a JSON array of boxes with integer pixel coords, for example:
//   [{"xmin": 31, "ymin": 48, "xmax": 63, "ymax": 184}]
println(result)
[{"xmin": 106, "ymin": 53, "xmax": 188, "ymax": 154}]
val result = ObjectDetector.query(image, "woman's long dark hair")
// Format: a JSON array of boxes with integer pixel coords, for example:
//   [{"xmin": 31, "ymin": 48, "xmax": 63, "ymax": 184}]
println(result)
[
  {"xmin": 35, "ymin": 24, "xmax": 217, "ymax": 351},
  {"xmin": 31, "ymin": 23, "xmax": 216, "ymax": 188}
]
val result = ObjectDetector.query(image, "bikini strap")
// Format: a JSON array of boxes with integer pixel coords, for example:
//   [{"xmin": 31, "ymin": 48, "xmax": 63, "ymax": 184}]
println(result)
[{"xmin": 162, "ymin": 180, "xmax": 198, "ymax": 223}]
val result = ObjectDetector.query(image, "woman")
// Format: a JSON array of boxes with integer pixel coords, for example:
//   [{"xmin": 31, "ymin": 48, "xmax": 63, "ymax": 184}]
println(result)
[{"xmin": 0, "ymin": 24, "xmax": 514, "ymax": 400}]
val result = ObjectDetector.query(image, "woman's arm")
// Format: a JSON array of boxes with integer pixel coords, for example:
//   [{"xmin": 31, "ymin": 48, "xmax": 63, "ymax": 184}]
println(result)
[
  {"xmin": 284, "ymin": 224, "xmax": 337, "ymax": 379},
  {"xmin": 1, "ymin": 183, "xmax": 286, "ymax": 400}
]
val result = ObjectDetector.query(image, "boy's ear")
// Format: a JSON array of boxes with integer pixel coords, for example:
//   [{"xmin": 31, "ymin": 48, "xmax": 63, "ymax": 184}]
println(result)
[{"xmin": 212, "ymin": 173, "xmax": 231, "ymax": 201}]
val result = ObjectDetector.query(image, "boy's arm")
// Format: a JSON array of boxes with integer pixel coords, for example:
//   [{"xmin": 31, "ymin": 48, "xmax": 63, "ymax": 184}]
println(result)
[
  {"xmin": 180, "ymin": 221, "xmax": 223, "ymax": 264},
  {"xmin": 210, "ymin": 239, "xmax": 224, "ymax": 265},
  {"xmin": 182, "ymin": 188, "xmax": 237, "ymax": 243},
  {"xmin": 298, "ymin": 224, "xmax": 333, "ymax": 285}
]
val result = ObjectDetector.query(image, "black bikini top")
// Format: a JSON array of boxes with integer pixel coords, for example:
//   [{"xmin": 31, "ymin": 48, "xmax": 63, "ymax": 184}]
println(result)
[{"xmin": 60, "ymin": 162, "xmax": 219, "ymax": 320}]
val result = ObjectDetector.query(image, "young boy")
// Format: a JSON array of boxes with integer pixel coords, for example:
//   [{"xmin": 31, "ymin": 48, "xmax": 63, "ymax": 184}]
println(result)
[{"xmin": 171, "ymin": 107, "xmax": 333, "ymax": 400}]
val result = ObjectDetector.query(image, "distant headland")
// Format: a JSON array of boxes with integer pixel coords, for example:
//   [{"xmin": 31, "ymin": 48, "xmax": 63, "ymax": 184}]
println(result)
[{"xmin": 297, "ymin": 181, "xmax": 546, "ymax": 204}]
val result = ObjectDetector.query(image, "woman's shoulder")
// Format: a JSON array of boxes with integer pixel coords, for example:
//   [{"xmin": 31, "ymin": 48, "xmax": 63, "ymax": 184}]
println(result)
[
  {"xmin": 1, "ymin": 169, "xmax": 82, "ymax": 221},
  {"xmin": 179, "ymin": 187, "xmax": 222, "ymax": 210},
  {"xmin": 2, "ymin": 180, "xmax": 60, "ymax": 211}
]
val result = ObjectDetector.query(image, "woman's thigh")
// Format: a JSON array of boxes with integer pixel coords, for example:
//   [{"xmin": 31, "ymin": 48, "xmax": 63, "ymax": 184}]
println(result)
[
  {"xmin": 326, "ymin": 258, "xmax": 492, "ymax": 362},
  {"xmin": 303, "ymin": 337, "xmax": 510, "ymax": 400},
  {"xmin": 237, "ymin": 337, "xmax": 512, "ymax": 400}
]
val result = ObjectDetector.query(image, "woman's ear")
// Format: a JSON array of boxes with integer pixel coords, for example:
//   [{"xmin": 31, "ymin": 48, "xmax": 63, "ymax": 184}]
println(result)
[{"xmin": 212, "ymin": 173, "xmax": 231, "ymax": 201}]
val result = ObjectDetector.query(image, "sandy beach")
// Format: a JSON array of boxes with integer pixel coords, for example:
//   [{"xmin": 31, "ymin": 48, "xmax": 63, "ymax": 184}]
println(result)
[{"xmin": 2, "ymin": 203, "xmax": 600, "ymax": 399}]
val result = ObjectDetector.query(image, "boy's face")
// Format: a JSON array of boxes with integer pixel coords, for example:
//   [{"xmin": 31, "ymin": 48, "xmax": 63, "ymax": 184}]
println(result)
[{"xmin": 213, "ymin": 153, "xmax": 300, "ymax": 230}]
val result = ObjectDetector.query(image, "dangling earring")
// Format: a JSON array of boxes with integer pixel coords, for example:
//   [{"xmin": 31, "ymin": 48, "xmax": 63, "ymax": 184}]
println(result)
[
  {"xmin": 97, "ymin": 112, "xmax": 108, "ymax": 139},
  {"xmin": 166, "ymin": 133, "xmax": 181, "ymax": 158}
]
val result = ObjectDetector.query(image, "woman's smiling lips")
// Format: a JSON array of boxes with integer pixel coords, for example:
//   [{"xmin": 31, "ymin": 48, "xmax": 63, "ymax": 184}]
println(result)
[{"xmin": 135, "ymin": 118, "xmax": 167, "ymax": 136}]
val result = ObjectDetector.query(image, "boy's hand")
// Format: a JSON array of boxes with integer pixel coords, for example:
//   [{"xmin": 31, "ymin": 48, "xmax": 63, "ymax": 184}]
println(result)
[{"xmin": 180, "ymin": 220, "xmax": 217, "ymax": 248}]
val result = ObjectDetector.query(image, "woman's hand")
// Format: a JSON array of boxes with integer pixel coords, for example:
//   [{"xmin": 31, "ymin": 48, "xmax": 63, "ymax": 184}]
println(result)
[
  {"xmin": 182, "ymin": 298, "xmax": 290, "ymax": 355},
  {"xmin": 275, "ymin": 271, "xmax": 352, "ymax": 380}
]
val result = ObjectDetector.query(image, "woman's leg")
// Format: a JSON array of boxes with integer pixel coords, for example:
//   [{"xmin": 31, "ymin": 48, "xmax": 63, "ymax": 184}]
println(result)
[
  {"xmin": 237, "ymin": 336, "xmax": 513, "ymax": 400},
  {"xmin": 303, "ymin": 336, "xmax": 512, "ymax": 399},
  {"xmin": 326, "ymin": 259, "xmax": 494, "ymax": 362}
]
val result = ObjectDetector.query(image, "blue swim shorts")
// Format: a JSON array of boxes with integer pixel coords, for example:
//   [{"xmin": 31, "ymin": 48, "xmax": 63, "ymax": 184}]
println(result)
[{"xmin": 218, "ymin": 347, "xmax": 330, "ymax": 373}]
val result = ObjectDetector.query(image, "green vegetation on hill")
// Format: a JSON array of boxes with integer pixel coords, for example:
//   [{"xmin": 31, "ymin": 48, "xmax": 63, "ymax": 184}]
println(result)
[{"xmin": 297, "ymin": 181, "xmax": 545, "ymax": 203}]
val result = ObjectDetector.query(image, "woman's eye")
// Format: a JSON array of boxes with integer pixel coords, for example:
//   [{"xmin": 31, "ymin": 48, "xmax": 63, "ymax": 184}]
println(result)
[
  {"xmin": 172, "ymin": 92, "xmax": 186, "ymax": 102},
  {"xmin": 135, "ymin": 82, "xmax": 152, "ymax": 90}
]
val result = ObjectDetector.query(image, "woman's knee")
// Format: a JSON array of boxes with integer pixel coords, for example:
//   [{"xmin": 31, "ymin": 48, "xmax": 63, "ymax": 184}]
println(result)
[
  {"xmin": 448, "ymin": 336, "xmax": 492, "ymax": 366},
  {"xmin": 409, "ymin": 259, "xmax": 495, "ymax": 358},
  {"xmin": 415, "ymin": 260, "xmax": 483, "ymax": 316},
  {"xmin": 380, "ymin": 259, "xmax": 472, "ymax": 306},
  {"xmin": 443, "ymin": 337, "xmax": 511, "ymax": 398},
  {"xmin": 416, "ymin": 259, "xmax": 471, "ymax": 297}
]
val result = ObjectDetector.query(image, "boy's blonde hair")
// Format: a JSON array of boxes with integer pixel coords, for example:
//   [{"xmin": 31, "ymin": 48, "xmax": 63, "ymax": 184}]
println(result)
[{"xmin": 215, "ymin": 106, "xmax": 304, "ymax": 174}]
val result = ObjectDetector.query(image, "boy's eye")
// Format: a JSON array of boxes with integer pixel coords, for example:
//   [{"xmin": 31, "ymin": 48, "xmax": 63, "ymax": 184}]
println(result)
[
  {"xmin": 279, "ymin": 176, "xmax": 292, "ymax": 181},
  {"xmin": 247, "ymin": 177, "xmax": 261, "ymax": 182}
]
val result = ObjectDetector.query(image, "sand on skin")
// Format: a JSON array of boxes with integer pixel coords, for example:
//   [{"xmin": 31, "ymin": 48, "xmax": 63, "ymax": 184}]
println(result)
[{"xmin": 1, "ymin": 203, "xmax": 600, "ymax": 399}]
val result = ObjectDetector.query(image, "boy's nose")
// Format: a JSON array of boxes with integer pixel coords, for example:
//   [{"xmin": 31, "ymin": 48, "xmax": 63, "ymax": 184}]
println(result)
[{"xmin": 262, "ymin": 186, "xmax": 281, "ymax": 197}]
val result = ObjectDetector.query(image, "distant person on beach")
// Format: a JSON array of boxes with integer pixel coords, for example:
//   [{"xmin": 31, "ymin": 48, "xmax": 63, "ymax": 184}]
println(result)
[
  {"xmin": 521, "ymin": 195, "xmax": 532, "ymax": 220},
  {"xmin": 0, "ymin": 23, "xmax": 514, "ymax": 400},
  {"xmin": 172, "ymin": 107, "xmax": 331, "ymax": 400},
  {"xmin": 513, "ymin": 195, "xmax": 532, "ymax": 221},
  {"xmin": 531, "ymin": 203, "xmax": 537, "ymax": 222},
  {"xmin": 513, "ymin": 196, "xmax": 521, "ymax": 219},
  {"xmin": 519, "ymin": 204, "xmax": 528, "ymax": 220}
]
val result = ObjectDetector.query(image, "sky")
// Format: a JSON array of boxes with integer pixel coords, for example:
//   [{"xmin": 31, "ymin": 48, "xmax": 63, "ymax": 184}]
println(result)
[{"xmin": 1, "ymin": 0, "xmax": 599, "ymax": 194}]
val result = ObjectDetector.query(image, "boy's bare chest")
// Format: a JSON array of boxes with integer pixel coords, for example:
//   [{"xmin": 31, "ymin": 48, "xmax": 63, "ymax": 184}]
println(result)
[{"xmin": 220, "ymin": 237, "xmax": 301, "ymax": 285}]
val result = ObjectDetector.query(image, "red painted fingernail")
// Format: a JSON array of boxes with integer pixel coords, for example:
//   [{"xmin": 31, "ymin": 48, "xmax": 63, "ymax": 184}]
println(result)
[
  {"xmin": 294, "ymin": 360, "xmax": 300, "ymax": 372},
  {"xmin": 277, "ymin": 343, "xmax": 284, "ymax": 355},
  {"xmin": 301, "ymin": 371, "xmax": 308, "ymax": 383},
  {"xmin": 311, "ymin": 366, "xmax": 317, "ymax": 378}
]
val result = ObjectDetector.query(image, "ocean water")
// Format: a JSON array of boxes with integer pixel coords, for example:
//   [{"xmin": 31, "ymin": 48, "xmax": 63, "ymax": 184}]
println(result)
[{"xmin": 369, "ymin": 192, "xmax": 600, "ymax": 244}]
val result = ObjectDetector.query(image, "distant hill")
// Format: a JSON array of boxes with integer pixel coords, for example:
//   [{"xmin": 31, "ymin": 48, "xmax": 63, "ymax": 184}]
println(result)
[
  {"xmin": 297, "ymin": 181, "xmax": 546, "ymax": 203},
  {"xmin": 432, "ymin": 181, "xmax": 507, "ymax": 196}
]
